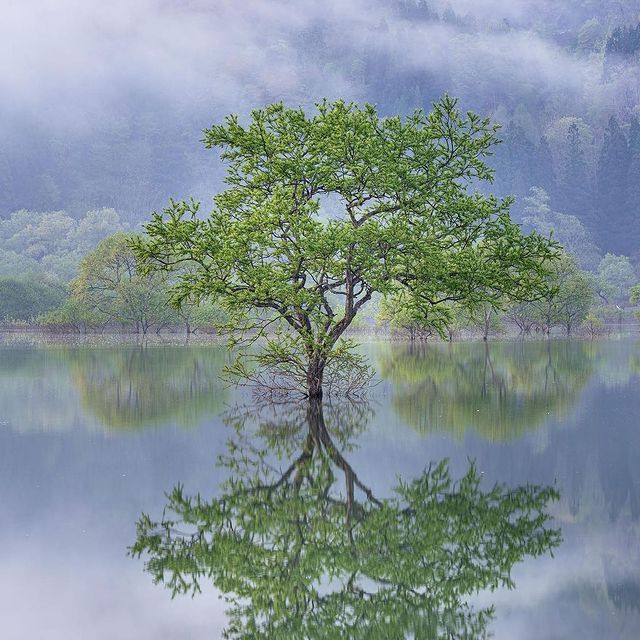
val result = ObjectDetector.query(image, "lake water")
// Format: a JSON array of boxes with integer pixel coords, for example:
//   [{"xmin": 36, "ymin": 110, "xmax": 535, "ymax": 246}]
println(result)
[{"xmin": 1, "ymin": 338, "xmax": 640, "ymax": 639}]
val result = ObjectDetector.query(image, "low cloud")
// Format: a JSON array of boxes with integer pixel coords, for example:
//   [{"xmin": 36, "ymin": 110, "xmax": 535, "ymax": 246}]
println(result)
[{"xmin": 0, "ymin": 0, "xmax": 602, "ymax": 132}]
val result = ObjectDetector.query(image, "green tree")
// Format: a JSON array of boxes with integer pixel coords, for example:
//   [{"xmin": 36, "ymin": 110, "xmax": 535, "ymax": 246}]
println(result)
[
  {"xmin": 465, "ymin": 301, "xmax": 505, "ymax": 341},
  {"xmin": 505, "ymin": 299, "xmax": 539, "ymax": 335},
  {"xmin": 38, "ymin": 296, "xmax": 108, "ymax": 333},
  {"xmin": 0, "ymin": 250, "xmax": 40, "ymax": 277},
  {"xmin": 629, "ymin": 283, "xmax": 640, "ymax": 328},
  {"xmin": 552, "ymin": 259, "xmax": 594, "ymax": 335},
  {"xmin": 73, "ymin": 208, "xmax": 126, "ymax": 253},
  {"xmin": 176, "ymin": 301, "xmax": 228, "ymax": 335},
  {"xmin": 134, "ymin": 98, "xmax": 556, "ymax": 398},
  {"xmin": 0, "ymin": 276, "xmax": 66, "ymax": 322},
  {"xmin": 584, "ymin": 312, "xmax": 604, "ymax": 338},
  {"xmin": 596, "ymin": 117, "xmax": 630, "ymax": 253},
  {"xmin": 131, "ymin": 401, "xmax": 561, "ymax": 639},
  {"xmin": 555, "ymin": 121, "xmax": 593, "ymax": 228},
  {"xmin": 376, "ymin": 290, "xmax": 439, "ymax": 341},
  {"xmin": 531, "ymin": 252, "xmax": 594, "ymax": 335},
  {"xmin": 522, "ymin": 186, "xmax": 600, "ymax": 271},
  {"xmin": 72, "ymin": 232, "xmax": 174, "ymax": 334},
  {"xmin": 597, "ymin": 253, "xmax": 637, "ymax": 304}
]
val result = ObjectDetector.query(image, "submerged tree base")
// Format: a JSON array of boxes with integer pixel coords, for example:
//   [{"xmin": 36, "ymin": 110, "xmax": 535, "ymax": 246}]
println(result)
[{"xmin": 226, "ymin": 334, "xmax": 375, "ymax": 402}]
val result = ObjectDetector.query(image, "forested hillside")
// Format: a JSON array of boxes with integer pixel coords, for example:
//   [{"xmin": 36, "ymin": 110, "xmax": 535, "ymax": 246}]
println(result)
[{"xmin": 3, "ymin": 0, "xmax": 640, "ymax": 262}]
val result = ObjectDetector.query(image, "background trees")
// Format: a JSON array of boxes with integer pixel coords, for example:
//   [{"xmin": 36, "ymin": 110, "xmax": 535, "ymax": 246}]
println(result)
[
  {"xmin": 597, "ymin": 253, "xmax": 638, "ymax": 304},
  {"xmin": 6, "ymin": 3, "xmax": 640, "ymax": 337},
  {"xmin": 5, "ymin": 3, "xmax": 640, "ymax": 336},
  {"xmin": 596, "ymin": 117, "xmax": 631, "ymax": 254},
  {"xmin": 4, "ymin": 1, "xmax": 640, "ymax": 264},
  {"xmin": 0, "ymin": 208, "xmax": 126, "ymax": 282},
  {"xmin": 521, "ymin": 187, "xmax": 600, "ymax": 271},
  {"xmin": 68, "ymin": 232, "xmax": 179, "ymax": 335},
  {"xmin": 0, "ymin": 224, "xmax": 226, "ymax": 334},
  {"xmin": 0, "ymin": 276, "xmax": 66, "ymax": 322},
  {"xmin": 531, "ymin": 253, "xmax": 594, "ymax": 335},
  {"xmin": 555, "ymin": 122, "xmax": 594, "ymax": 230},
  {"xmin": 376, "ymin": 291, "xmax": 457, "ymax": 341}
]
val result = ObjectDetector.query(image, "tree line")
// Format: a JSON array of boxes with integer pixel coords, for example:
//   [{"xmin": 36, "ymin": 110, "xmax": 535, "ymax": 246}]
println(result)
[
  {"xmin": 1, "ymin": 221, "xmax": 639, "ymax": 340},
  {"xmin": 378, "ymin": 248, "xmax": 640, "ymax": 341},
  {"xmin": 2, "ymin": 96, "xmax": 640, "ymax": 346},
  {"xmin": 0, "ymin": 229, "xmax": 225, "ymax": 335}
]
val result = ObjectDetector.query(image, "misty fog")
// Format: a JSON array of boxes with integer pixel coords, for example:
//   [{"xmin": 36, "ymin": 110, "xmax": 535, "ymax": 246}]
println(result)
[{"xmin": 3, "ymin": 0, "xmax": 640, "ymax": 258}]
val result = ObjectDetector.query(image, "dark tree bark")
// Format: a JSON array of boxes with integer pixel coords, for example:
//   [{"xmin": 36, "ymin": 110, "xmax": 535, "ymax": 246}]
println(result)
[{"xmin": 306, "ymin": 355, "xmax": 326, "ymax": 399}]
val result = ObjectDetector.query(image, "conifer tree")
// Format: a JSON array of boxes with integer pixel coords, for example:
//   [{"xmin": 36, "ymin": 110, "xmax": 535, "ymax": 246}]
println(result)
[
  {"xmin": 505, "ymin": 123, "xmax": 534, "ymax": 198},
  {"xmin": 531, "ymin": 135, "xmax": 556, "ymax": 196},
  {"xmin": 596, "ymin": 116, "xmax": 630, "ymax": 253},
  {"xmin": 624, "ymin": 117, "xmax": 640, "ymax": 255},
  {"xmin": 558, "ymin": 122, "xmax": 593, "ymax": 230}
]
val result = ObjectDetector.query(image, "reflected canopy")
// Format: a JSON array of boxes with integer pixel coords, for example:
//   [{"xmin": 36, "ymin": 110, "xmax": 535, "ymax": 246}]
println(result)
[
  {"xmin": 66, "ymin": 345, "xmax": 227, "ymax": 429},
  {"xmin": 0, "ymin": 344, "xmax": 228, "ymax": 432},
  {"xmin": 132, "ymin": 400, "xmax": 561, "ymax": 638},
  {"xmin": 379, "ymin": 341, "xmax": 593, "ymax": 440}
]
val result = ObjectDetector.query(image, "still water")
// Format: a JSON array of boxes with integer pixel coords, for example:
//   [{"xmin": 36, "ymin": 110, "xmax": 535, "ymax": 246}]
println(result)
[{"xmin": 1, "ymin": 339, "xmax": 640, "ymax": 638}]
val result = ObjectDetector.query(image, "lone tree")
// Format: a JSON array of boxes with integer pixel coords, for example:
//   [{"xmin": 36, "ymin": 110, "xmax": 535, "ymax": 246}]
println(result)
[{"xmin": 134, "ymin": 97, "xmax": 556, "ymax": 398}]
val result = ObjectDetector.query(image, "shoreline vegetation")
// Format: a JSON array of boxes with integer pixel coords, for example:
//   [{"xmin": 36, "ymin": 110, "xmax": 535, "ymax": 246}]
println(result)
[{"xmin": 1, "ymin": 323, "xmax": 638, "ymax": 345}]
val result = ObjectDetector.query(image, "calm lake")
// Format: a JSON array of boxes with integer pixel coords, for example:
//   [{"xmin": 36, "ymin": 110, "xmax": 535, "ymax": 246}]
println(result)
[{"xmin": 1, "ymin": 338, "xmax": 640, "ymax": 639}]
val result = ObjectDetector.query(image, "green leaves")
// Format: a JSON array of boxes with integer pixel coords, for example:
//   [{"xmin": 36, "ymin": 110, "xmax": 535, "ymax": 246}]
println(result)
[{"xmin": 70, "ymin": 232, "xmax": 177, "ymax": 333}]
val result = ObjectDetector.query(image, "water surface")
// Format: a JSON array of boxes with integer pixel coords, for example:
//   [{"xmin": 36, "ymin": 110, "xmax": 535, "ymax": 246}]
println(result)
[{"xmin": 1, "ymin": 339, "xmax": 640, "ymax": 638}]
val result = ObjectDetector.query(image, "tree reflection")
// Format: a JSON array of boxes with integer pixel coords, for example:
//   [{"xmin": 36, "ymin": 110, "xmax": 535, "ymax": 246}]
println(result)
[
  {"xmin": 64, "ymin": 345, "xmax": 227, "ymax": 429},
  {"xmin": 379, "ymin": 341, "xmax": 593, "ymax": 440},
  {"xmin": 131, "ymin": 400, "xmax": 561, "ymax": 639}
]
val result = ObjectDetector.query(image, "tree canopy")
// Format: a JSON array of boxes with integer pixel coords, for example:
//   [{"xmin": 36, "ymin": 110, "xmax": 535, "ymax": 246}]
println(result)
[
  {"xmin": 71, "ymin": 232, "xmax": 175, "ymax": 334},
  {"xmin": 379, "ymin": 340, "xmax": 593, "ymax": 440},
  {"xmin": 0, "ymin": 208, "xmax": 126, "ymax": 282},
  {"xmin": 134, "ymin": 97, "xmax": 556, "ymax": 397},
  {"xmin": 596, "ymin": 253, "xmax": 638, "ymax": 304}
]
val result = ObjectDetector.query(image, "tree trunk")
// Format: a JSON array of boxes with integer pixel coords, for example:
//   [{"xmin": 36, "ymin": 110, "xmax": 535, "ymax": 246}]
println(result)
[{"xmin": 306, "ymin": 355, "xmax": 325, "ymax": 399}]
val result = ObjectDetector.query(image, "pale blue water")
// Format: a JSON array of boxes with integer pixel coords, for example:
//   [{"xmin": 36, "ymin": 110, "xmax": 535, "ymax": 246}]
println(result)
[{"xmin": 1, "ymin": 339, "xmax": 639, "ymax": 639}]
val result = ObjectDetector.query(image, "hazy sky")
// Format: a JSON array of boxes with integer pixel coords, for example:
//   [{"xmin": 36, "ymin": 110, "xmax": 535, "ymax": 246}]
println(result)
[
  {"xmin": 4, "ymin": 0, "xmax": 640, "ymax": 219},
  {"xmin": 0, "ymin": 0, "xmax": 598, "ymax": 131}
]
